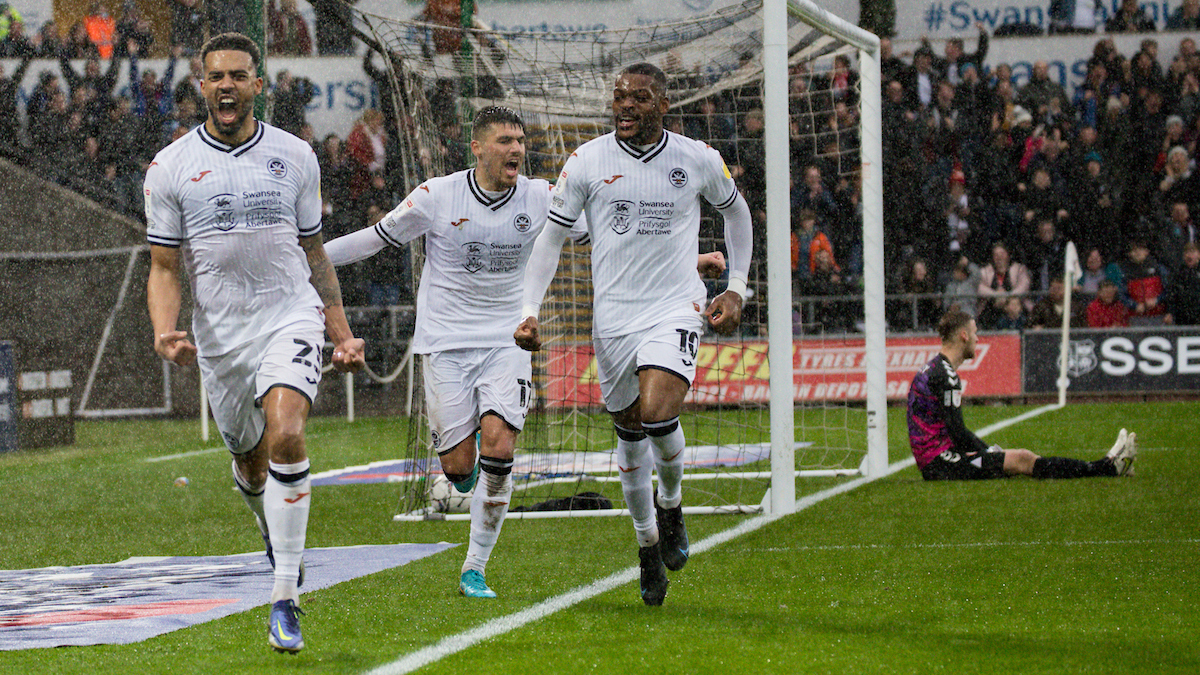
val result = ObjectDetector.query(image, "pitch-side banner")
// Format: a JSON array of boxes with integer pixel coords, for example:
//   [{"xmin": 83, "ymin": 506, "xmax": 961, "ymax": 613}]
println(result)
[
  {"xmin": 1024, "ymin": 327, "xmax": 1200, "ymax": 393},
  {"xmin": 543, "ymin": 333, "xmax": 1021, "ymax": 406}
]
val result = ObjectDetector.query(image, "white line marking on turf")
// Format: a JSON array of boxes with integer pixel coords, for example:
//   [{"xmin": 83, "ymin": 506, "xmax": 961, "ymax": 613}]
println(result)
[
  {"xmin": 144, "ymin": 447, "xmax": 226, "ymax": 462},
  {"xmin": 362, "ymin": 404, "xmax": 1061, "ymax": 675},
  {"xmin": 731, "ymin": 538, "xmax": 1200, "ymax": 553}
]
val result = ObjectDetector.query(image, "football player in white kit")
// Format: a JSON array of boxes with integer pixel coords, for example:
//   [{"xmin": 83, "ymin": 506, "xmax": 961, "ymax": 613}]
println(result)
[
  {"xmin": 324, "ymin": 106, "xmax": 726, "ymax": 600},
  {"xmin": 516, "ymin": 63, "xmax": 754, "ymax": 606},
  {"xmin": 144, "ymin": 33, "xmax": 365, "ymax": 654}
]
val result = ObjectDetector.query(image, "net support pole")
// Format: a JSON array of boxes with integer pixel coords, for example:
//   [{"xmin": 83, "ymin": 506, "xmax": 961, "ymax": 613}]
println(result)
[
  {"xmin": 857, "ymin": 33, "xmax": 887, "ymax": 478},
  {"xmin": 764, "ymin": 0, "xmax": 795, "ymax": 515}
]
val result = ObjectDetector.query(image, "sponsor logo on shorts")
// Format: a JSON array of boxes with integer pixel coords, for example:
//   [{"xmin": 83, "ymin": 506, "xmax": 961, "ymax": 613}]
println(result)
[
  {"xmin": 267, "ymin": 158, "xmax": 287, "ymax": 178},
  {"xmin": 431, "ymin": 429, "xmax": 441, "ymax": 449},
  {"xmin": 669, "ymin": 168, "xmax": 688, "ymax": 187},
  {"xmin": 222, "ymin": 431, "xmax": 240, "ymax": 452}
]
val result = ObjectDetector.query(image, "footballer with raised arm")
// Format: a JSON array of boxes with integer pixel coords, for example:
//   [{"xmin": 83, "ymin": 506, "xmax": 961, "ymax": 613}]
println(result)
[
  {"xmin": 144, "ymin": 32, "xmax": 364, "ymax": 654},
  {"xmin": 908, "ymin": 309, "xmax": 1136, "ymax": 481},
  {"xmin": 323, "ymin": 105, "xmax": 728, "ymax": 600},
  {"xmin": 515, "ymin": 62, "xmax": 754, "ymax": 606}
]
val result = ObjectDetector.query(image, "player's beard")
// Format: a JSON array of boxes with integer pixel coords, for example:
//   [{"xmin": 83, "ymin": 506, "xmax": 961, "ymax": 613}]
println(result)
[{"xmin": 211, "ymin": 100, "xmax": 252, "ymax": 138}]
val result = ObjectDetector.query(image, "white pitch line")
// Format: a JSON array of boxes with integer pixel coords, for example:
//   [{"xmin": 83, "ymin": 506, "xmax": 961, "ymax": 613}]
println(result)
[
  {"xmin": 363, "ymin": 404, "xmax": 1061, "ymax": 675},
  {"xmin": 730, "ymin": 538, "xmax": 1200, "ymax": 554},
  {"xmin": 144, "ymin": 447, "xmax": 226, "ymax": 463}
]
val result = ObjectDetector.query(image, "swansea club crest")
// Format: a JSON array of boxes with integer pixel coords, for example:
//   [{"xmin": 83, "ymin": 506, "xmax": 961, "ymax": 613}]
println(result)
[
  {"xmin": 1061, "ymin": 339, "xmax": 1098, "ymax": 377},
  {"xmin": 611, "ymin": 200, "xmax": 634, "ymax": 234}
]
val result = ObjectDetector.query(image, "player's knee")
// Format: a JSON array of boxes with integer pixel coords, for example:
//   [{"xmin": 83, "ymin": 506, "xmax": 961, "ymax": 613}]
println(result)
[
  {"xmin": 265, "ymin": 425, "xmax": 306, "ymax": 462},
  {"xmin": 1007, "ymin": 449, "xmax": 1039, "ymax": 475}
]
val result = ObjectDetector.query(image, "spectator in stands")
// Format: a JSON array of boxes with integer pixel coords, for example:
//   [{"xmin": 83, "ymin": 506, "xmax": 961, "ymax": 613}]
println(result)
[
  {"xmin": 1050, "ymin": 0, "xmax": 1100, "ymax": 34},
  {"xmin": 1163, "ymin": 242, "xmax": 1200, "ymax": 324},
  {"xmin": 128, "ymin": 41, "xmax": 178, "ymax": 159},
  {"xmin": 0, "ymin": 16, "xmax": 33, "ymax": 57},
  {"xmin": 313, "ymin": 0, "xmax": 354, "ymax": 55},
  {"xmin": 791, "ymin": 208, "xmax": 835, "ymax": 286},
  {"xmin": 943, "ymin": 255, "xmax": 980, "ymax": 318},
  {"xmin": 1172, "ymin": 70, "xmax": 1199, "ymax": 124},
  {"xmin": 1087, "ymin": 280, "xmax": 1130, "ymax": 326},
  {"xmin": 26, "ymin": 70, "xmax": 61, "ymax": 132},
  {"xmin": 34, "ymin": 19, "xmax": 63, "ymax": 58},
  {"xmin": 271, "ymin": 70, "xmax": 317, "ymax": 138},
  {"xmin": 802, "ymin": 248, "xmax": 850, "ymax": 333},
  {"xmin": 1029, "ymin": 277, "xmax": 1084, "ymax": 328},
  {"xmin": 1071, "ymin": 151, "xmax": 1121, "ymax": 257},
  {"xmin": 896, "ymin": 258, "xmax": 941, "ymax": 331},
  {"xmin": 973, "ymin": 130, "xmax": 1021, "ymax": 247},
  {"xmin": 348, "ymin": 108, "xmax": 388, "ymax": 204},
  {"xmin": 977, "ymin": 241, "xmax": 1031, "ymax": 329},
  {"xmin": 113, "ymin": 3, "xmax": 153, "ymax": 58},
  {"xmin": 82, "ymin": 2, "xmax": 116, "ymax": 59},
  {"xmin": 30, "ymin": 88, "xmax": 71, "ymax": 156},
  {"xmin": 902, "ymin": 46, "xmax": 938, "ymax": 111},
  {"xmin": 921, "ymin": 81, "xmax": 962, "ymax": 174},
  {"xmin": 1106, "ymin": 0, "xmax": 1157, "ymax": 32},
  {"xmin": 1167, "ymin": 0, "xmax": 1200, "ymax": 30},
  {"xmin": 1017, "ymin": 61, "xmax": 1068, "ymax": 122},
  {"xmin": 879, "ymin": 37, "xmax": 910, "ymax": 85},
  {"xmin": 207, "ymin": 0, "xmax": 247, "ymax": 36},
  {"xmin": 317, "ymin": 133, "xmax": 353, "ymax": 235},
  {"xmin": 59, "ymin": 51, "xmax": 121, "ymax": 115},
  {"xmin": 1076, "ymin": 247, "xmax": 1108, "ymax": 296},
  {"xmin": 1028, "ymin": 219, "xmax": 1067, "ymax": 292},
  {"xmin": 1113, "ymin": 240, "xmax": 1168, "ymax": 322},
  {"xmin": 1074, "ymin": 62, "xmax": 1118, "ymax": 128},
  {"xmin": 172, "ymin": 55, "xmax": 205, "ymax": 122},
  {"xmin": 1158, "ymin": 145, "xmax": 1199, "ymax": 208},
  {"xmin": 168, "ymin": 0, "xmax": 203, "ymax": 53},
  {"xmin": 923, "ymin": 22, "xmax": 989, "ymax": 86},
  {"xmin": 1131, "ymin": 50, "xmax": 1166, "ymax": 96},
  {"xmin": 1157, "ymin": 201, "xmax": 1198, "ymax": 271},
  {"xmin": 62, "ymin": 20, "xmax": 99, "ymax": 60},
  {"xmin": 0, "ymin": 53, "xmax": 31, "ymax": 147},
  {"xmin": 1019, "ymin": 166, "xmax": 1069, "ymax": 231},
  {"xmin": 792, "ymin": 164, "xmax": 839, "ymax": 230},
  {"xmin": 438, "ymin": 118, "xmax": 469, "ymax": 172},
  {"xmin": 269, "ymin": 0, "xmax": 313, "ymax": 56},
  {"xmin": 931, "ymin": 167, "xmax": 977, "ymax": 269},
  {"xmin": 993, "ymin": 296, "xmax": 1028, "ymax": 330}
]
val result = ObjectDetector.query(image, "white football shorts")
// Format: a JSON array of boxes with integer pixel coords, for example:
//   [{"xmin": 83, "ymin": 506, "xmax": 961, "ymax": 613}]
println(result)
[
  {"xmin": 593, "ymin": 312, "xmax": 705, "ymax": 413},
  {"xmin": 198, "ymin": 313, "xmax": 325, "ymax": 455},
  {"xmin": 422, "ymin": 346, "xmax": 533, "ymax": 453}
]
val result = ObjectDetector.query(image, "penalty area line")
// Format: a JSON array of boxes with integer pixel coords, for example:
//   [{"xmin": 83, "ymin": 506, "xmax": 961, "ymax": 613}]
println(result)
[{"xmin": 362, "ymin": 404, "xmax": 1061, "ymax": 675}]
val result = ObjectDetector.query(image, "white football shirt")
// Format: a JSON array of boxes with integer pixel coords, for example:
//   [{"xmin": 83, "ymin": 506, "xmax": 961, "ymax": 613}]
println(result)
[
  {"xmin": 549, "ymin": 130, "xmax": 739, "ymax": 338},
  {"xmin": 144, "ymin": 122, "xmax": 324, "ymax": 357},
  {"xmin": 376, "ymin": 168, "xmax": 585, "ymax": 353}
]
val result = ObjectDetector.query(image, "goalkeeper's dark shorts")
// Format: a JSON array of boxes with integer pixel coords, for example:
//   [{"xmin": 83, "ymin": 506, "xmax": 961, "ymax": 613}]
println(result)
[{"xmin": 920, "ymin": 446, "xmax": 1007, "ymax": 481}]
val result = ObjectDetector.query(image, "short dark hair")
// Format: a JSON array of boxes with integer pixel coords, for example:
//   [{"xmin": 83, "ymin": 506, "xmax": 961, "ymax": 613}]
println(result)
[
  {"xmin": 472, "ymin": 105, "xmax": 524, "ymax": 140},
  {"xmin": 938, "ymin": 309, "xmax": 973, "ymax": 343},
  {"xmin": 619, "ymin": 62, "xmax": 668, "ymax": 95},
  {"xmin": 200, "ymin": 32, "xmax": 261, "ymax": 71}
]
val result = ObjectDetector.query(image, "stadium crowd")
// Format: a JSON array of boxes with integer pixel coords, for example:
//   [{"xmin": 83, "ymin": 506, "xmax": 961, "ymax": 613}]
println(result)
[{"xmin": 1, "ymin": 3, "xmax": 1198, "ymax": 331}]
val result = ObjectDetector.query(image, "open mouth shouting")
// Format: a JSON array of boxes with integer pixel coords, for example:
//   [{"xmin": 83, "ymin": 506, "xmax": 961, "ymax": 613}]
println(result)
[{"xmin": 214, "ymin": 92, "xmax": 241, "ymax": 130}]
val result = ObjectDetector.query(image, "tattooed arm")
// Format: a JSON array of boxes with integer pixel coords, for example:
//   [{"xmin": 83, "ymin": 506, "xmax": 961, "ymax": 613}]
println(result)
[{"xmin": 300, "ymin": 233, "xmax": 365, "ymax": 372}]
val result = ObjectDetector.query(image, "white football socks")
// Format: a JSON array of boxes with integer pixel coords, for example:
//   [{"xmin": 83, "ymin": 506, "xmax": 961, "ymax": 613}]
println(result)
[
  {"xmin": 264, "ymin": 459, "xmax": 310, "ymax": 603},
  {"xmin": 232, "ymin": 459, "xmax": 269, "ymax": 539},
  {"xmin": 462, "ymin": 455, "xmax": 514, "ymax": 575},
  {"xmin": 644, "ymin": 418, "xmax": 684, "ymax": 509},
  {"xmin": 616, "ymin": 425, "xmax": 658, "ymax": 547}
]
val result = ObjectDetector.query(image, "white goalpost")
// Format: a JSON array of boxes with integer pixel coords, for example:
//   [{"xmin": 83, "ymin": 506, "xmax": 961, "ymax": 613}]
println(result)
[{"xmin": 331, "ymin": 0, "xmax": 886, "ymax": 520}]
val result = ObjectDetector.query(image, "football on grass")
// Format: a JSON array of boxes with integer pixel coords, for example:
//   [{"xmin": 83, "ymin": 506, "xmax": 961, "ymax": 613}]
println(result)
[{"xmin": 427, "ymin": 473, "xmax": 473, "ymax": 513}]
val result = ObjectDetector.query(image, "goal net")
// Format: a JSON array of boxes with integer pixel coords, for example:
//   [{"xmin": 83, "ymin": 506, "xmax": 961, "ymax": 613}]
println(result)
[{"xmin": 333, "ymin": 0, "xmax": 885, "ymax": 519}]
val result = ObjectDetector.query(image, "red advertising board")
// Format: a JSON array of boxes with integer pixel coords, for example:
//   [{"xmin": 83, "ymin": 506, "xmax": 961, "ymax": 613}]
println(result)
[{"xmin": 541, "ymin": 333, "xmax": 1022, "ymax": 407}]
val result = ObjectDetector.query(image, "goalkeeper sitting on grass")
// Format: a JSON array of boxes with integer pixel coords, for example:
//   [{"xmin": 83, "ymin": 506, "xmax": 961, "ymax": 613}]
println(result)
[{"xmin": 907, "ymin": 309, "xmax": 1137, "ymax": 481}]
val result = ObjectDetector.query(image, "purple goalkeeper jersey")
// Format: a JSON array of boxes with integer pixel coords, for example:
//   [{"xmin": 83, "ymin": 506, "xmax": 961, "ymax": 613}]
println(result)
[{"xmin": 907, "ymin": 354, "xmax": 988, "ymax": 469}]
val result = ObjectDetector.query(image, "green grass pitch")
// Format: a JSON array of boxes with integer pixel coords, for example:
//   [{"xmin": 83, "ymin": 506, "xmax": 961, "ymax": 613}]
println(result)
[{"xmin": 1, "ymin": 400, "xmax": 1197, "ymax": 674}]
